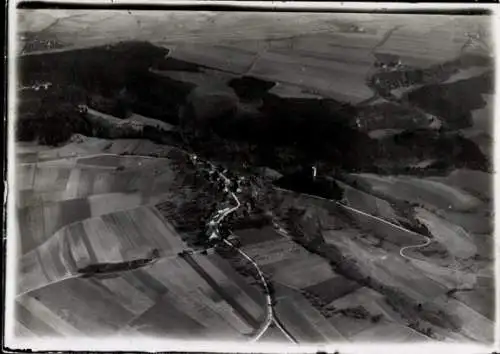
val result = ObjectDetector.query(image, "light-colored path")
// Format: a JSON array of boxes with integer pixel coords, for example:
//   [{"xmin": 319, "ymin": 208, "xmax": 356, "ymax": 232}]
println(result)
[{"xmin": 197, "ymin": 155, "xmax": 297, "ymax": 344}]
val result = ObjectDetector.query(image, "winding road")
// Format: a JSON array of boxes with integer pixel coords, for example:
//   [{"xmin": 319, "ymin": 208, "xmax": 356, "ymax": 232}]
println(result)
[
  {"xmin": 399, "ymin": 235, "xmax": 432, "ymax": 261},
  {"xmin": 273, "ymin": 186, "xmax": 434, "ymax": 263},
  {"xmin": 191, "ymin": 154, "xmax": 297, "ymax": 344},
  {"xmin": 19, "ymin": 149, "xmax": 431, "ymax": 342}
]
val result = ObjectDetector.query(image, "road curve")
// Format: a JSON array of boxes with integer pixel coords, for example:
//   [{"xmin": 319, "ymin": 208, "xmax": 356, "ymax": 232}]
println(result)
[
  {"xmin": 22, "ymin": 149, "xmax": 435, "ymax": 337},
  {"xmin": 223, "ymin": 239, "xmax": 273, "ymax": 342},
  {"xmin": 273, "ymin": 186, "xmax": 433, "ymax": 263},
  {"xmin": 25, "ymin": 147, "xmax": 296, "ymax": 341},
  {"xmin": 399, "ymin": 235, "xmax": 432, "ymax": 261},
  {"xmin": 196, "ymin": 156, "xmax": 296, "ymax": 344}
]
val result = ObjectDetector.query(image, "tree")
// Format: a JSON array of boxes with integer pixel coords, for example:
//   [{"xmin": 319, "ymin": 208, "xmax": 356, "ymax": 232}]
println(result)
[
  {"xmin": 17, "ymin": 101, "xmax": 91, "ymax": 146},
  {"xmin": 425, "ymin": 327, "xmax": 434, "ymax": 337}
]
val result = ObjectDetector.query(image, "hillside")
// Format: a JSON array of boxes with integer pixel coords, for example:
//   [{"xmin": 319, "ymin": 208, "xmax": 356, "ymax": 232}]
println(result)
[{"xmin": 10, "ymin": 10, "xmax": 494, "ymax": 345}]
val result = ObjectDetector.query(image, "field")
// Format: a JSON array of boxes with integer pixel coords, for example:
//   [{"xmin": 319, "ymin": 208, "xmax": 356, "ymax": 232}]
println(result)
[
  {"xmin": 228, "ymin": 195, "xmax": 439, "ymax": 343},
  {"xmin": 223, "ymin": 222, "xmax": 357, "ymax": 342},
  {"xmin": 270, "ymin": 186, "xmax": 494, "ymax": 343},
  {"xmin": 327, "ymin": 287, "xmax": 427, "ymax": 341},
  {"xmin": 12, "ymin": 10, "xmax": 495, "ymax": 345},
  {"xmin": 273, "ymin": 284, "xmax": 346, "ymax": 343},
  {"xmin": 352, "ymin": 173, "xmax": 484, "ymax": 212},
  {"xmin": 13, "ymin": 140, "xmax": 268, "ymax": 340},
  {"xmin": 338, "ymin": 182, "xmax": 400, "ymax": 224},
  {"xmin": 16, "ymin": 252, "xmax": 267, "ymax": 338},
  {"xmin": 16, "ymin": 146, "xmax": 177, "ymax": 255},
  {"xmin": 247, "ymin": 50, "xmax": 374, "ymax": 104}
]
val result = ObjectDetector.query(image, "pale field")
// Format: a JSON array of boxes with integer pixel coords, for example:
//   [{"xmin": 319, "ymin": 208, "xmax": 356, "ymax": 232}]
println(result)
[
  {"xmin": 144, "ymin": 257, "xmax": 252, "ymax": 336},
  {"xmin": 18, "ymin": 11, "xmax": 394, "ymax": 49},
  {"xmin": 338, "ymin": 181, "xmax": 400, "ymax": 223},
  {"xmin": 207, "ymin": 253, "xmax": 267, "ymax": 309},
  {"xmin": 401, "ymin": 177, "xmax": 484, "ymax": 211},
  {"xmin": 35, "ymin": 141, "xmax": 113, "ymax": 161},
  {"xmin": 30, "ymin": 167, "xmax": 71, "ymax": 194},
  {"xmin": 329, "ymin": 286, "xmax": 402, "ymax": 320},
  {"xmin": 353, "ymin": 173, "xmax": 484, "ymax": 212},
  {"xmin": 328, "ymin": 286, "xmax": 430, "ymax": 341},
  {"xmin": 262, "ymin": 255, "xmax": 338, "ymax": 290},
  {"xmin": 18, "ymin": 176, "xmax": 171, "ymax": 211},
  {"xmin": 427, "ymin": 169, "xmax": 492, "ymax": 201},
  {"xmin": 267, "ymin": 82, "xmax": 323, "ymax": 99},
  {"xmin": 77, "ymin": 154, "xmax": 162, "ymax": 169},
  {"xmin": 16, "ymin": 142, "xmax": 52, "ymax": 154},
  {"xmin": 14, "ymin": 320, "xmax": 39, "ymax": 338},
  {"xmin": 443, "ymin": 67, "xmax": 491, "ymax": 84},
  {"xmin": 248, "ymin": 50, "xmax": 374, "ymax": 104},
  {"xmin": 84, "ymin": 108, "xmax": 145, "ymax": 136},
  {"xmin": 13, "ymin": 10, "xmax": 494, "ymax": 337},
  {"xmin": 414, "ymin": 207, "xmax": 477, "ymax": 258},
  {"xmin": 16, "ymin": 137, "xmax": 174, "ymax": 165},
  {"xmin": 409, "ymin": 258, "xmax": 477, "ymax": 290},
  {"xmin": 17, "ymin": 201, "xmax": 50, "ymax": 254},
  {"xmin": 294, "ymin": 32, "xmax": 384, "ymax": 52},
  {"xmin": 350, "ymin": 322, "xmax": 430, "ymax": 343},
  {"xmin": 435, "ymin": 208, "xmax": 491, "ymax": 235},
  {"xmin": 169, "ymin": 44, "xmax": 257, "ymax": 74},
  {"xmin": 274, "ymin": 290, "xmax": 343, "ymax": 343},
  {"xmin": 16, "ymin": 241, "xmax": 266, "ymax": 339},
  {"xmin": 17, "ymin": 295, "xmax": 85, "ymax": 337},
  {"xmin": 453, "ymin": 281, "xmax": 495, "ymax": 320},
  {"xmin": 190, "ymin": 253, "xmax": 265, "ymax": 324},
  {"xmin": 20, "ymin": 194, "xmax": 155, "ymax": 254},
  {"xmin": 16, "ymin": 277, "xmax": 145, "ymax": 336},
  {"xmin": 126, "ymin": 113, "xmax": 175, "ymax": 132},
  {"xmin": 18, "ymin": 206, "xmax": 187, "ymax": 294},
  {"xmin": 19, "ymin": 11, "xmax": 487, "ymax": 58},
  {"xmin": 322, "ymin": 229, "xmax": 450, "ymax": 301},
  {"xmin": 374, "ymin": 17, "xmax": 490, "ymax": 66},
  {"xmin": 240, "ymin": 238, "xmax": 310, "ymax": 267},
  {"xmin": 269, "ymin": 40, "xmax": 375, "ymax": 67},
  {"xmin": 120, "ymin": 293, "xmax": 212, "ymax": 340},
  {"xmin": 432, "ymin": 295, "xmax": 495, "ymax": 343},
  {"xmin": 276, "ymin": 287, "xmax": 347, "ymax": 343},
  {"xmin": 18, "ymin": 198, "xmax": 88, "ymax": 254},
  {"xmin": 339, "ymin": 206, "xmax": 422, "ymax": 246}
]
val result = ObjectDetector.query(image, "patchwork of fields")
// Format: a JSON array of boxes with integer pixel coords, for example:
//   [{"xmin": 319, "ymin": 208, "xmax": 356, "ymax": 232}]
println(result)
[
  {"xmin": 14, "ymin": 140, "xmax": 268, "ymax": 339},
  {"xmin": 12, "ymin": 128, "xmax": 494, "ymax": 343},
  {"xmin": 11, "ymin": 11, "xmax": 494, "ymax": 345},
  {"xmin": 269, "ymin": 172, "xmax": 494, "ymax": 343}
]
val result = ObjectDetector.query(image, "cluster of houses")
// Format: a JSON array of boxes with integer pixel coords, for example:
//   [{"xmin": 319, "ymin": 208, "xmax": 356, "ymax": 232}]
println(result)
[
  {"xmin": 189, "ymin": 154, "xmax": 244, "ymax": 247},
  {"xmin": 19, "ymin": 82, "xmax": 52, "ymax": 91}
]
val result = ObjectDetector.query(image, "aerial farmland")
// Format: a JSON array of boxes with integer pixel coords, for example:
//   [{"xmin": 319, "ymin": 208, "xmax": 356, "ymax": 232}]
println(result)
[{"xmin": 7, "ymin": 6, "xmax": 496, "ymax": 351}]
